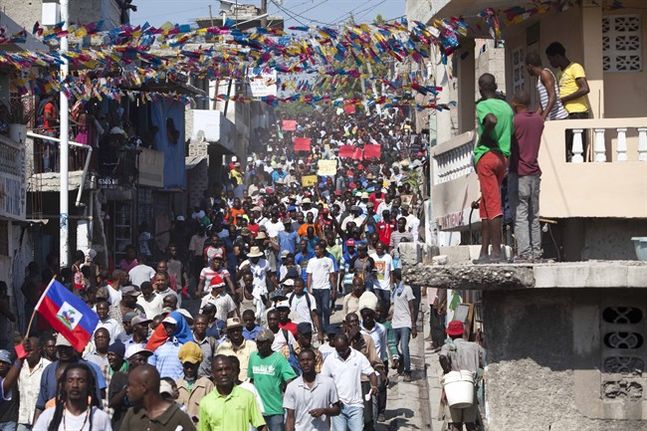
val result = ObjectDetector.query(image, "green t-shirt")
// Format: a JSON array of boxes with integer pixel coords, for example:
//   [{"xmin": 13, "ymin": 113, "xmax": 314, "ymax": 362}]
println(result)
[
  {"xmin": 474, "ymin": 98, "xmax": 514, "ymax": 165},
  {"xmin": 248, "ymin": 351, "xmax": 297, "ymax": 415}
]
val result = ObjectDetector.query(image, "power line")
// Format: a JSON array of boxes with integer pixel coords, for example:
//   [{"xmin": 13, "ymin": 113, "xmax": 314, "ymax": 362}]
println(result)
[
  {"xmin": 329, "ymin": 0, "xmax": 378, "ymax": 24},
  {"xmin": 355, "ymin": 0, "xmax": 388, "ymax": 22},
  {"xmin": 271, "ymin": 0, "xmax": 336, "ymax": 27}
]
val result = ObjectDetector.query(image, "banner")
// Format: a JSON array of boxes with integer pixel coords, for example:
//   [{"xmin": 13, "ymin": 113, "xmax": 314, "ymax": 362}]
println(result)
[
  {"xmin": 282, "ymin": 120, "xmax": 297, "ymax": 131},
  {"xmin": 363, "ymin": 144, "xmax": 381, "ymax": 159},
  {"xmin": 301, "ymin": 175, "xmax": 318, "ymax": 187},
  {"xmin": 338, "ymin": 145, "xmax": 356, "ymax": 158},
  {"xmin": 293, "ymin": 137, "xmax": 311, "ymax": 152},
  {"xmin": 317, "ymin": 159, "xmax": 337, "ymax": 176},
  {"xmin": 343, "ymin": 103, "xmax": 357, "ymax": 114},
  {"xmin": 352, "ymin": 147, "xmax": 364, "ymax": 160}
]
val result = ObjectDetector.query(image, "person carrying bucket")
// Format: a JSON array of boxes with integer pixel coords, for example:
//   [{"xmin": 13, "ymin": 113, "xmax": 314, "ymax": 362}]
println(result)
[{"xmin": 439, "ymin": 320, "xmax": 485, "ymax": 431}]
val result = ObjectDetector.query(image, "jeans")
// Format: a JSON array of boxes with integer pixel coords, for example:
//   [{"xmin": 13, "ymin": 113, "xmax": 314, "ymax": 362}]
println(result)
[
  {"xmin": 17, "ymin": 425, "xmax": 31, "ymax": 431},
  {"xmin": 263, "ymin": 414, "xmax": 284, "ymax": 431},
  {"xmin": 0, "ymin": 423, "xmax": 17, "ymax": 431},
  {"xmin": 332, "ymin": 404, "xmax": 364, "ymax": 431},
  {"xmin": 508, "ymin": 174, "xmax": 542, "ymax": 258},
  {"xmin": 394, "ymin": 327, "xmax": 412, "ymax": 372},
  {"xmin": 313, "ymin": 288, "xmax": 331, "ymax": 329}
]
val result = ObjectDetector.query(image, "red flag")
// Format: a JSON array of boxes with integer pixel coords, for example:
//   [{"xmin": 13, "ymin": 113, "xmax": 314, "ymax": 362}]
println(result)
[
  {"xmin": 352, "ymin": 147, "xmax": 364, "ymax": 160},
  {"xmin": 364, "ymin": 144, "xmax": 381, "ymax": 159},
  {"xmin": 282, "ymin": 120, "xmax": 297, "ymax": 131},
  {"xmin": 293, "ymin": 137, "xmax": 311, "ymax": 152},
  {"xmin": 343, "ymin": 103, "xmax": 356, "ymax": 114},
  {"xmin": 338, "ymin": 145, "xmax": 355, "ymax": 158}
]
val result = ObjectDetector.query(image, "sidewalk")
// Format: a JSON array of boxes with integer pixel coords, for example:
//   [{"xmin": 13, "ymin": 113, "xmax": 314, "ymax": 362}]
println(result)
[{"xmin": 422, "ymin": 307, "xmax": 446, "ymax": 431}]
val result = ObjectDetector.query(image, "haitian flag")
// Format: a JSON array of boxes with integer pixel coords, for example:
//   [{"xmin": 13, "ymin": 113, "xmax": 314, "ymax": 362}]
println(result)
[{"xmin": 36, "ymin": 279, "xmax": 99, "ymax": 352}]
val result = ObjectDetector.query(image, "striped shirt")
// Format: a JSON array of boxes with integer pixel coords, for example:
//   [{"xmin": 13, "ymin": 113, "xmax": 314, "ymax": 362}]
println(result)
[
  {"xmin": 148, "ymin": 338, "xmax": 183, "ymax": 379},
  {"xmin": 537, "ymin": 68, "xmax": 568, "ymax": 120}
]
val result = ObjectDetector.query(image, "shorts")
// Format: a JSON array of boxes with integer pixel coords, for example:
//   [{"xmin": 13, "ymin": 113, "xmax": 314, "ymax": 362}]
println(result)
[
  {"xmin": 476, "ymin": 151, "xmax": 507, "ymax": 220},
  {"xmin": 444, "ymin": 402, "xmax": 479, "ymax": 424}
]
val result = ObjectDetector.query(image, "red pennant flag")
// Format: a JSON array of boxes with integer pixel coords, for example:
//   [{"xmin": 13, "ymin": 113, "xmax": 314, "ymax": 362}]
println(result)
[
  {"xmin": 343, "ymin": 103, "xmax": 356, "ymax": 114},
  {"xmin": 282, "ymin": 120, "xmax": 297, "ymax": 131},
  {"xmin": 293, "ymin": 137, "xmax": 311, "ymax": 152},
  {"xmin": 338, "ymin": 145, "xmax": 356, "ymax": 158},
  {"xmin": 363, "ymin": 144, "xmax": 381, "ymax": 159}
]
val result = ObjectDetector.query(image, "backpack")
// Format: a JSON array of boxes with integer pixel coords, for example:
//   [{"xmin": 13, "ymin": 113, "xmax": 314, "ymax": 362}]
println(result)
[
  {"xmin": 283, "ymin": 329, "xmax": 302, "ymax": 376},
  {"xmin": 288, "ymin": 291, "xmax": 311, "ymax": 310}
]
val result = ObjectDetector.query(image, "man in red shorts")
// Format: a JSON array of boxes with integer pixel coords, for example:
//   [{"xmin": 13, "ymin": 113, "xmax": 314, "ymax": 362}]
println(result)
[{"xmin": 473, "ymin": 73, "xmax": 514, "ymax": 263}]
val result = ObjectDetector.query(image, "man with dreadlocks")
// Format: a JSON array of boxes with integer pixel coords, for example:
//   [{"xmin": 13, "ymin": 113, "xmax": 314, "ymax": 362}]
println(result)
[{"xmin": 32, "ymin": 362, "xmax": 112, "ymax": 431}]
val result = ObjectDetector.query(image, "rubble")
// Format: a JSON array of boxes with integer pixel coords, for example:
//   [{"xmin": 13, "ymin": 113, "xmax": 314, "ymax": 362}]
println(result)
[{"xmin": 403, "ymin": 262, "xmax": 535, "ymax": 290}]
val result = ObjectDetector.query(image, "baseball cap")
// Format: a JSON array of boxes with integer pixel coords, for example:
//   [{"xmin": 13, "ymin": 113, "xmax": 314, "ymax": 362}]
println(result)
[
  {"xmin": 280, "ymin": 250, "xmax": 290, "ymax": 259},
  {"xmin": 177, "ymin": 308, "xmax": 194, "ymax": 323},
  {"xmin": 125, "ymin": 344, "xmax": 153, "ymax": 359},
  {"xmin": 275, "ymin": 300, "xmax": 290, "ymax": 310},
  {"xmin": 122, "ymin": 311, "xmax": 138, "ymax": 323},
  {"xmin": 446, "ymin": 320, "xmax": 465, "ymax": 337},
  {"xmin": 226, "ymin": 317, "xmax": 243, "ymax": 330},
  {"xmin": 55, "ymin": 333, "xmax": 72, "ymax": 348},
  {"xmin": 162, "ymin": 315, "xmax": 178, "ymax": 325},
  {"xmin": 256, "ymin": 328, "xmax": 275, "ymax": 342},
  {"xmin": 131, "ymin": 315, "xmax": 152, "ymax": 326},
  {"xmin": 160, "ymin": 380, "xmax": 174, "ymax": 396},
  {"xmin": 121, "ymin": 285, "xmax": 140, "ymax": 297},
  {"xmin": 178, "ymin": 341, "xmax": 203, "ymax": 364},
  {"xmin": 345, "ymin": 239, "xmax": 356, "ymax": 247},
  {"xmin": 0, "ymin": 350, "xmax": 11, "ymax": 364}
]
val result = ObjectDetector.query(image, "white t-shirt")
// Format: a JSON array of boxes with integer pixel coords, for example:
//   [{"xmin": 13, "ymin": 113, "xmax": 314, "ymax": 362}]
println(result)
[
  {"xmin": 321, "ymin": 348, "xmax": 375, "ymax": 407},
  {"xmin": 306, "ymin": 256, "xmax": 335, "ymax": 290},
  {"xmin": 370, "ymin": 253, "xmax": 393, "ymax": 291},
  {"xmin": 128, "ymin": 264, "xmax": 156, "ymax": 288},
  {"xmin": 33, "ymin": 407, "xmax": 112, "ymax": 431},
  {"xmin": 288, "ymin": 292, "xmax": 317, "ymax": 325},
  {"xmin": 200, "ymin": 293, "xmax": 237, "ymax": 321},
  {"xmin": 265, "ymin": 221, "xmax": 285, "ymax": 238},
  {"xmin": 239, "ymin": 259, "xmax": 270, "ymax": 293},
  {"xmin": 272, "ymin": 328, "xmax": 296, "ymax": 352},
  {"xmin": 391, "ymin": 283, "xmax": 415, "ymax": 329},
  {"xmin": 136, "ymin": 294, "xmax": 163, "ymax": 319}
]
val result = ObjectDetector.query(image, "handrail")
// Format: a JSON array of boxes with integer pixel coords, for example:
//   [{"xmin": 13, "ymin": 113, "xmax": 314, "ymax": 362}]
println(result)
[{"xmin": 26, "ymin": 131, "xmax": 93, "ymax": 208}]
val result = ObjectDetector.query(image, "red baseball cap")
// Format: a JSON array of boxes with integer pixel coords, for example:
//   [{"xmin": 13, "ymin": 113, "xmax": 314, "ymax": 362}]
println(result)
[
  {"xmin": 209, "ymin": 274, "xmax": 225, "ymax": 288},
  {"xmin": 446, "ymin": 320, "xmax": 464, "ymax": 337},
  {"xmin": 345, "ymin": 239, "xmax": 356, "ymax": 247}
]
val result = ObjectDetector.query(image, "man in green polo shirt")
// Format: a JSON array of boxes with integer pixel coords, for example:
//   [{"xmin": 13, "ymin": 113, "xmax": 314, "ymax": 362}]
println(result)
[
  {"xmin": 199, "ymin": 355, "xmax": 266, "ymax": 431},
  {"xmin": 121, "ymin": 364, "xmax": 196, "ymax": 431},
  {"xmin": 473, "ymin": 73, "xmax": 514, "ymax": 263}
]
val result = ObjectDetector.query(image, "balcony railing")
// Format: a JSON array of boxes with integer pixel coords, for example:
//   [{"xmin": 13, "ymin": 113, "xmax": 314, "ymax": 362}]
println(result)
[{"xmin": 430, "ymin": 118, "xmax": 647, "ymax": 230}]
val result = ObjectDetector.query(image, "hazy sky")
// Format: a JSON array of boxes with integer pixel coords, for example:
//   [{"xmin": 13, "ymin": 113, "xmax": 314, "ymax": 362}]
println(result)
[{"xmin": 131, "ymin": 0, "xmax": 405, "ymax": 27}]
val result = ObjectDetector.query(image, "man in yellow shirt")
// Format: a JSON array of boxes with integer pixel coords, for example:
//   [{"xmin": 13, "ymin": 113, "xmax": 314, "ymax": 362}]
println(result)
[{"xmin": 546, "ymin": 41, "xmax": 591, "ymax": 161}]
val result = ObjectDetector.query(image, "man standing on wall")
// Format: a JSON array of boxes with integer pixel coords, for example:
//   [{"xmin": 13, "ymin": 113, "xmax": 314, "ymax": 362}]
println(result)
[
  {"xmin": 545, "ymin": 41, "xmax": 591, "ymax": 161},
  {"xmin": 473, "ymin": 73, "xmax": 514, "ymax": 263}
]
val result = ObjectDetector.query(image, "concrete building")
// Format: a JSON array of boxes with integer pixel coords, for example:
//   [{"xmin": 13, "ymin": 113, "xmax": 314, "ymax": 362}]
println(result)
[
  {"xmin": 4, "ymin": 0, "xmax": 127, "ymax": 31},
  {"xmin": 406, "ymin": 0, "xmax": 647, "ymax": 428}
]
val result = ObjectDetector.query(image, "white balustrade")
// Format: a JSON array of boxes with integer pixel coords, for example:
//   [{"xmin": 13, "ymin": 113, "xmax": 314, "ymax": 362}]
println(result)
[
  {"xmin": 616, "ymin": 128, "xmax": 627, "ymax": 162},
  {"xmin": 638, "ymin": 128, "xmax": 647, "ymax": 161},
  {"xmin": 433, "ymin": 141, "xmax": 474, "ymax": 185},
  {"xmin": 571, "ymin": 129, "xmax": 585, "ymax": 163},
  {"xmin": 593, "ymin": 128, "xmax": 607, "ymax": 162}
]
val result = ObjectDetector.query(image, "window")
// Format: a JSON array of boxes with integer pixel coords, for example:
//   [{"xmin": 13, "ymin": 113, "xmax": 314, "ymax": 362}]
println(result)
[
  {"xmin": 603, "ymin": 15, "xmax": 642, "ymax": 72},
  {"xmin": 511, "ymin": 47, "xmax": 525, "ymax": 94}
]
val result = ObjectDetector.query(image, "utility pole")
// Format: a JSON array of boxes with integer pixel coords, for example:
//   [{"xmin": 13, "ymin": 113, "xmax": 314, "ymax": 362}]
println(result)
[
  {"xmin": 60, "ymin": 0, "xmax": 70, "ymax": 268},
  {"xmin": 260, "ymin": 0, "xmax": 268, "ymax": 28}
]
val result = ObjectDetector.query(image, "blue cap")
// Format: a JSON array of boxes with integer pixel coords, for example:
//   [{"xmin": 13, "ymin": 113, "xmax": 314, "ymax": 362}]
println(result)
[{"xmin": 0, "ymin": 349, "xmax": 12, "ymax": 364}]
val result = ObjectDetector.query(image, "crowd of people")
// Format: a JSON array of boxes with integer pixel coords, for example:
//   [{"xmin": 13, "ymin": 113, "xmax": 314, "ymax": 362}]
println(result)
[{"xmin": 0, "ymin": 105, "xmax": 429, "ymax": 431}]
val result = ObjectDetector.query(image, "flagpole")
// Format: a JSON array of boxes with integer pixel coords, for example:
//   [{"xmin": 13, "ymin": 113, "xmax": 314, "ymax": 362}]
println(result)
[{"xmin": 25, "ymin": 276, "xmax": 56, "ymax": 337}]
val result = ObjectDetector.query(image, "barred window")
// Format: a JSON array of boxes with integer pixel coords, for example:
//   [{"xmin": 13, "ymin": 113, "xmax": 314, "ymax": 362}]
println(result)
[{"xmin": 603, "ymin": 15, "xmax": 642, "ymax": 72}]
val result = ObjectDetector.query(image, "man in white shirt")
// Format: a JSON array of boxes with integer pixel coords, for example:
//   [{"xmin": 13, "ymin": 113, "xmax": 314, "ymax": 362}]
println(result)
[
  {"xmin": 401, "ymin": 205, "xmax": 420, "ymax": 244},
  {"xmin": 239, "ymin": 246, "xmax": 271, "ymax": 297},
  {"xmin": 153, "ymin": 271, "xmax": 181, "ymax": 308},
  {"xmin": 264, "ymin": 212, "xmax": 285, "ymax": 238},
  {"xmin": 95, "ymin": 301, "xmax": 124, "ymax": 343},
  {"xmin": 136, "ymin": 281, "xmax": 163, "ymax": 319},
  {"xmin": 128, "ymin": 257, "xmax": 156, "ymax": 288},
  {"xmin": 199, "ymin": 274, "xmax": 238, "ymax": 322},
  {"xmin": 321, "ymin": 333, "xmax": 378, "ymax": 431},
  {"xmin": 369, "ymin": 242, "xmax": 394, "ymax": 314},
  {"xmin": 306, "ymin": 243, "xmax": 336, "ymax": 330},
  {"xmin": 18, "ymin": 338, "xmax": 51, "ymax": 431},
  {"xmin": 391, "ymin": 274, "xmax": 418, "ymax": 381},
  {"xmin": 287, "ymin": 278, "xmax": 323, "ymax": 343}
]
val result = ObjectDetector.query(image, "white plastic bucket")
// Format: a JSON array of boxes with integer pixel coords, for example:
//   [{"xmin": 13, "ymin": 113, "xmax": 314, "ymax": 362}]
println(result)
[{"xmin": 443, "ymin": 370, "xmax": 475, "ymax": 408}]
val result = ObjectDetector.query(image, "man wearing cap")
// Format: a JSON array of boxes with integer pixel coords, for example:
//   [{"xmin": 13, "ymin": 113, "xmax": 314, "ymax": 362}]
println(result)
[
  {"xmin": 216, "ymin": 317, "xmax": 257, "ymax": 381},
  {"xmin": 197, "ymin": 254, "xmax": 235, "ymax": 298},
  {"xmin": 0, "ymin": 348, "xmax": 21, "ymax": 430},
  {"xmin": 199, "ymin": 274, "xmax": 238, "ymax": 322},
  {"xmin": 34, "ymin": 334, "xmax": 107, "ymax": 423},
  {"xmin": 239, "ymin": 246, "xmax": 273, "ymax": 298},
  {"xmin": 176, "ymin": 341, "xmax": 214, "ymax": 424},
  {"xmin": 125, "ymin": 344, "xmax": 154, "ymax": 370},
  {"xmin": 248, "ymin": 328, "xmax": 297, "ymax": 431},
  {"xmin": 148, "ymin": 316, "xmax": 184, "ymax": 380},
  {"xmin": 125, "ymin": 314, "xmax": 151, "ymax": 347},
  {"xmin": 439, "ymin": 321, "xmax": 485, "ymax": 431},
  {"xmin": 106, "ymin": 340, "xmax": 129, "ymax": 429},
  {"xmin": 17, "ymin": 337, "xmax": 50, "ymax": 431}
]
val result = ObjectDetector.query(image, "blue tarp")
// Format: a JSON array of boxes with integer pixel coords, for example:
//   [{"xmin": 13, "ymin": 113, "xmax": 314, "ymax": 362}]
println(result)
[{"xmin": 151, "ymin": 98, "xmax": 186, "ymax": 189}]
